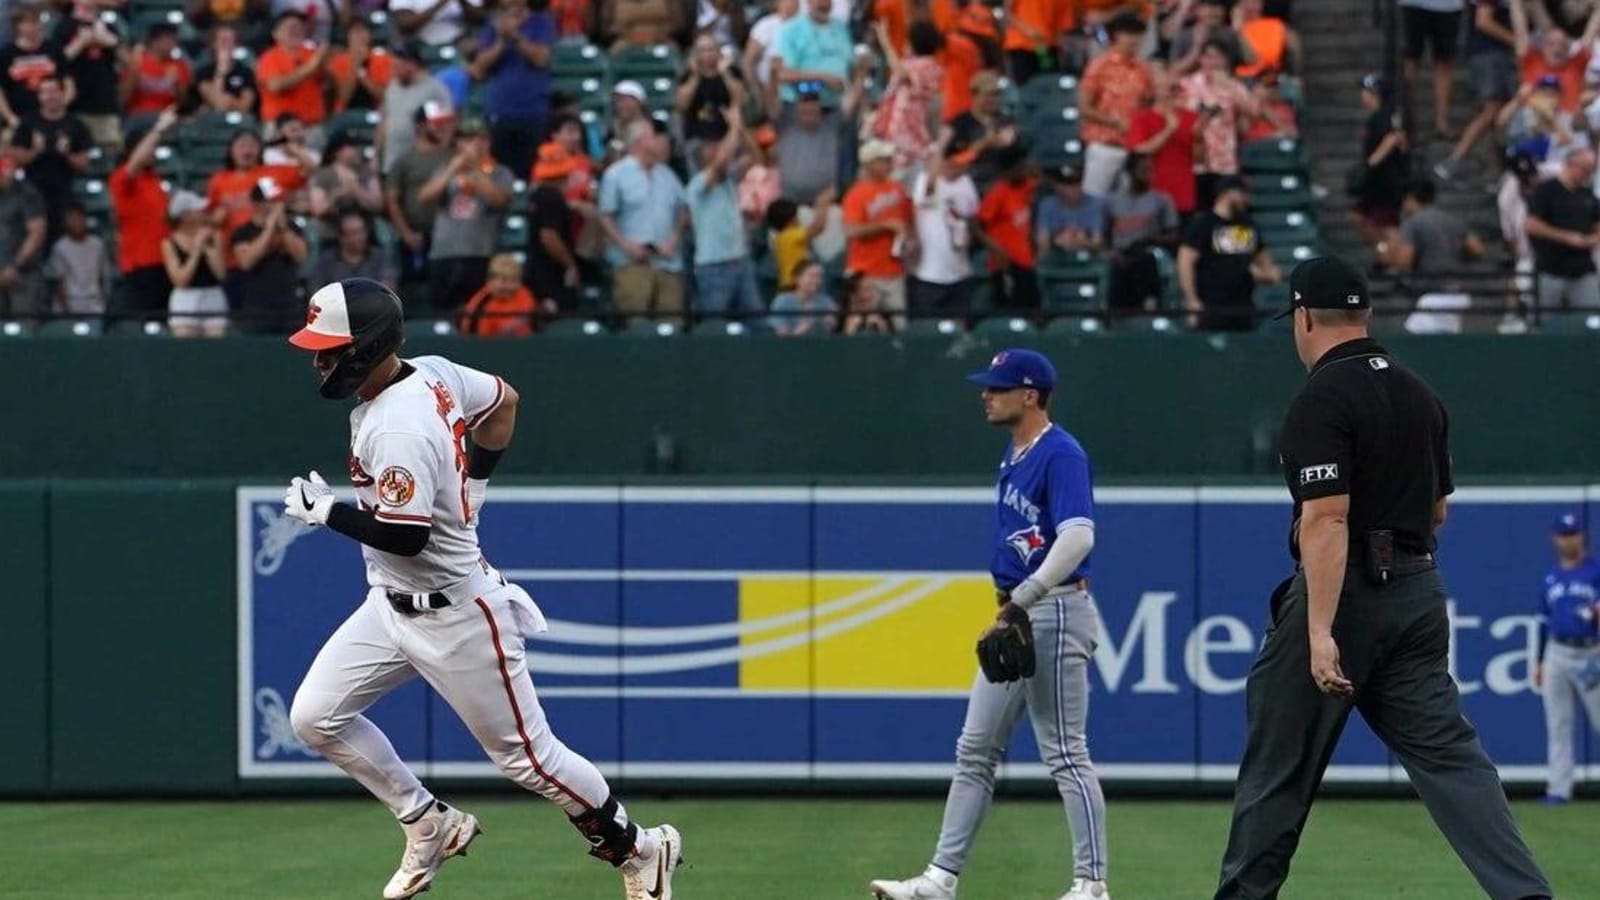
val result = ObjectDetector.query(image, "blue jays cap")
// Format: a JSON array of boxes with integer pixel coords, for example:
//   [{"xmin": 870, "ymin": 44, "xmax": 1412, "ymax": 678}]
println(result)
[
  {"xmin": 967, "ymin": 349, "xmax": 1057, "ymax": 392},
  {"xmin": 1553, "ymin": 513, "xmax": 1583, "ymax": 536}
]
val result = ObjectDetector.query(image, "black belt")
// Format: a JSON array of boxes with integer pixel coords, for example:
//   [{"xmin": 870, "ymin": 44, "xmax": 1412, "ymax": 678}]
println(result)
[
  {"xmin": 387, "ymin": 590, "xmax": 451, "ymax": 616},
  {"xmin": 1553, "ymin": 635, "xmax": 1599, "ymax": 649}
]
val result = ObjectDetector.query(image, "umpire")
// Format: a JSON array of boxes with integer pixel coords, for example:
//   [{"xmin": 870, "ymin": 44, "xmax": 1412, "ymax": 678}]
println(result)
[{"xmin": 1213, "ymin": 256, "xmax": 1554, "ymax": 900}]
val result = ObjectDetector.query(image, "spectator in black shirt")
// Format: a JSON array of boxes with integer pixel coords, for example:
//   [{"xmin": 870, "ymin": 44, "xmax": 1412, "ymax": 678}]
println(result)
[
  {"xmin": 11, "ymin": 73, "xmax": 91, "ymax": 244},
  {"xmin": 1352, "ymin": 73, "xmax": 1408, "ymax": 248},
  {"xmin": 56, "ymin": 0, "xmax": 120, "ymax": 148},
  {"xmin": 949, "ymin": 71, "xmax": 1018, "ymax": 188},
  {"xmin": 675, "ymin": 33, "xmax": 746, "ymax": 154},
  {"xmin": 192, "ymin": 25, "xmax": 257, "ymax": 116},
  {"xmin": 229, "ymin": 176, "xmax": 309, "ymax": 333},
  {"xmin": 526, "ymin": 140, "xmax": 581, "ymax": 310},
  {"xmin": 1525, "ymin": 147, "xmax": 1600, "ymax": 310},
  {"xmin": 0, "ymin": 5, "xmax": 73, "ymax": 130},
  {"xmin": 0, "ymin": 154, "xmax": 47, "ymax": 320},
  {"xmin": 1178, "ymin": 174, "xmax": 1279, "ymax": 331}
]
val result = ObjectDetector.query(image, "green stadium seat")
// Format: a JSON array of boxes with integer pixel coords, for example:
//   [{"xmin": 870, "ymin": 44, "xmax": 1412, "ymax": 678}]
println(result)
[
  {"xmin": 973, "ymin": 315, "xmax": 1037, "ymax": 337},
  {"xmin": 107, "ymin": 319, "xmax": 169, "ymax": 337},
  {"xmin": 1043, "ymin": 315, "xmax": 1103, "ymax": 335},
  {"xmin": 1540, "ymin": 312, "xmax": 1600, "ymax": 334},
  {"xmin": 1116, "ymin": 313, "xmax": 1183, "ymax": 334},
  {"xmin": 552, "ymin": 40, "xmax": 608, "ymax": 77},
  {"xmin": 499, "ymin": 215, "xmax": 529, "ymax": 251},
  {"xmin": 904, "ymin": 317, "xmax": 966, "ymax": 336},
  {"xmin": 1253, "ymin": 208, "xmax": 1317, "ymax": 231},
  {"xmin": 406, "ymin": 319, "xmax": 456, "ymax": 339},
  {"xmin": 128, "ymin": 9, "xmax": 195, "ymax": 44},
  {"xmin": 1026, "ymin": 102, "xmax": 1080, "ymax": 134},
  {"xmin": 1240, "ymin": 138, "xmax": 1309, "ymax": 175},
  {"xmin": 625, "ymin": 317, "xmax": 682, "ymax": 336},
  {"xmin": 1037, "ymin": 249, "xmax": 1104, "ymax": 281},
  {"xmin": 1042, "ymin": 276, "xmax": 1105, "ymax": 312},
  {"xmin": 610, "ymin": 43, "xmax": 680, "ymax": 80},
  {"xmin": 552, "ymin": 74, "xmax": 608, "ymax": 102},
  {"xmin": 1019, "ymin": 73, "xmax": 1078, "ymax": 112},
  {"xmin": 36, "ymin": 319, "xmax": 102, "ymax": 337},
  {"xmin": 73, "ymin": 179, "xmax": 111, "ymax": 216},
  {"xmin": 1246, "ymin": 174, "xmax": 1314, "ymax": 211},
  {"xmin": 421, "ymin": 43, "xmax": 460, "ymax": 69},
  {"xmin": 0, "ymin": 319, "xmax": 32, "ymax": 337},
  {"xmin": 84, "ymin": 146, "xmax": 113, "ymax": 178},
  {"xmin": 541, "ymin": 317, "xmax": 610, "ymax": 336},
  {"xmin": 691, "ymin": 318, "xmax": 757, "ymax": 336},
  {"xmin": 326, "ymin": 109, "xmax": 381, "ymax": 145},
  {"xmin": 152, "ymin": 144, "xmax": 185, "ymax": 180},
  {"xmin": 181, "ymin": 111, "xmax": 259, "ymax": 147},
  {"xmin": 1266, "ymin": 244, "xmax": 1319, "ymax": 273}
]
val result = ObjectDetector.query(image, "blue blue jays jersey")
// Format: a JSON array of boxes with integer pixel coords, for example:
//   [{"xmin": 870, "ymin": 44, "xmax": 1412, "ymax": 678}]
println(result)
[
  {"xmin": 1541, "ymin": 556, "xmax": 1600, "ymax": 642},
  {"xmin": 990, "ymin": 425, "xmax": 1095, "ymax": 590}
]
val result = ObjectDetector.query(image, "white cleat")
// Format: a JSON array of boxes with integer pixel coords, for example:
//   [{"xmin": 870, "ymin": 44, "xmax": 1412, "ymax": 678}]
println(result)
[
  {"xmin": 621, "ymin": 824, "xmax": 683, "ymax": 900},
  {"xmin": 869, "ymin": 865, "xmax": 958, "ymax": 899},
  {"xmin": 382, "ymin": 803, "xmax": 482, "ymax": 899},
  {"xmin": 1058, "ymin": 878, "xmax": 1111, "ymax": 900}
]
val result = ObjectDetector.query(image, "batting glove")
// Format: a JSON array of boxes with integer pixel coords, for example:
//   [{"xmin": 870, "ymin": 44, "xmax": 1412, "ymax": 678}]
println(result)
[
  {"xmin": 466, "ymin": 477, "xmax": 489, "ymax": 525},
  {"xmin": 284, "ymin": 470, "xmax": 336, "ymax": 527}
]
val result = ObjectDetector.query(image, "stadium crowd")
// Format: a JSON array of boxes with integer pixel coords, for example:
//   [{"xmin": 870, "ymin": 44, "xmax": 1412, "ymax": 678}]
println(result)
[{"xmin": 0, "ymin": 0, "xmax": 1319, "ymax": 335}]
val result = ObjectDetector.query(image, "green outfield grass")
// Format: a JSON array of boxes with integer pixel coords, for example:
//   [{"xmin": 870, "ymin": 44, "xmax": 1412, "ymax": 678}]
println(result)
[{"xmin": 2, "ymin": 797, "xmax": 1593, "ymax": 899}]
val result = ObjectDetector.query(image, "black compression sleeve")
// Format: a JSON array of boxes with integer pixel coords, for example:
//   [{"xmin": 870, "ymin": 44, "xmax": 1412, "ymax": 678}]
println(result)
[
  {"xmin": 326, "ymin": 503, "xmax": 431, "ymax": 556},
  {"xmin": 467, "ymin": 444, "xmax": 505, "ymax": 479}
]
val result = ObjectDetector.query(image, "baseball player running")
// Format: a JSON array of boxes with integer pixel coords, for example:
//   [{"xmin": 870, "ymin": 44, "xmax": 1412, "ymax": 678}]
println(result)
[
  {"xmin": 870, "ymin": 349, "xmax": 1110, "ymax": 900},
  {"xmin": 1537, "ymin": 512, "xmax": 1600, "ymax": 804},
  {"xmin": 281, "ymin": 278, "xmax": 682, "ymax": 900}
]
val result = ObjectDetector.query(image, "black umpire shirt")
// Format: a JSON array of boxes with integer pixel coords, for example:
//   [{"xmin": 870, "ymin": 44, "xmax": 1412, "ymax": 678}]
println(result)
[{"xmin": 1279, "ymin": 337, "xmax": 1454, "ymax": 560}]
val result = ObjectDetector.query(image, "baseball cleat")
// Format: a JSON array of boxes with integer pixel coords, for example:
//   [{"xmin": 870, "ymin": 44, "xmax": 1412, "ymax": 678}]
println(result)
[
  {"xmin": 1058, "ymin": 878, "xmax": 1111, "ymax": 900},
  {"xmin": 869, "ymin": 865, "xmax": 958, "ymax": 899},
  {"xmin": 621, "ymin": 824, "xmax": 683, "ymax": 900},
  {"xmin": 382, "ymin": 803, "xmax": 482, "ymax": 899}
]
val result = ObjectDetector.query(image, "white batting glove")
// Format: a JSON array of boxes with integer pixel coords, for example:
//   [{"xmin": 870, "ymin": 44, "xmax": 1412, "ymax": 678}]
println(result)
[
  {"xmin": 466, "ymin": 477, "xmax": 489, "ymax": 525},
  {"xmin": 284, "ymin": 470, "xmax": 335, "ymax": 526}
]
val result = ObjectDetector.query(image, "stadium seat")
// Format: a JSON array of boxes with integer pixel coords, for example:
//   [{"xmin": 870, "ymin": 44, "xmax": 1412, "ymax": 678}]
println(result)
[
  {"xmin": 1239, "ymin": 138, "xmax": 1309, "ymax": 175},
  {"xmin": 1540, "ymin": 312, "xmax": 1600, "ymax": 334},
  {"xmin": 625, "ymin": 318, "xmax": 682, "ymax": 337},
  {"xmin": 1019, "ymin": 73, "xmax": 1077, "ymax": 113},
  {"xmin": 541, "ymin": 317, "xmax": 610, "ymax": 336},
  {"xmin": 1026, "ymin": 102, "xmax": 1080, "ymax": 134},
  {"xmin": 107, "ymin": 319, "xmax": 169, "ymax": 337},
  {"xmin": 499, "ymin": 215, "xmax": 529, "ymax": 251},
  {"xmin": 691, "ymin": 318, "xmax": 757, "ymax": 336},
  {"xmin": 973, "ymin": 315, "xmax": 1037, "ymax": 337},
  {"xmin": 421, "ymin": 43, "xmax": 459, "ymax": 69},
  {"xmin": 36, "ymin": 319, "xmax": 102, "ymax": 337},
  {"xmin": 609, "ymin": 43, "xmax": 680, "ymax": 80},
  {"xmin": 406, "ymin": 319, "xmax": 456, "ymax": 339},
  {"xmin": 552, "ymin": 74, "xmax": 608, "ymax": 103},
  {"xmin": 552, "ymin": 41, "xmax": 607, "ymax": 77},
  {"xmin": 1116, "ymin": 314, "xmax": 1183, "ymax": 334},
  {"xmin": 326, "ymin": 109, "xmax": 381, "ymax": 145},
  {"xmin": 904, "ymin": 317, "xmax": 966, "ymax": 336},
  {"xmin": 0, "ymin": 319, "xmax": 32, "ymax": 337},
  {"xmin": 180, "ymin": 111, "xmax": 259, "ymax": 147},
  {"xmin": 1043, "ymin": 315, "xmax": 1103, "ymax": 335},
  {"xmin": 1246, "ymin": 174, "xmax": 1314, "ymax": 211},
  {"xmin": 1266, "ymin": 244, "xmax": 1319, "ymax": 272},
  {"xmin": 1257, "ymin": 209, "xmax": 1319, "ymax": 247},
  {"xmin": 73, "ymin": 179, "xmax": 111, "ymax": 216}
]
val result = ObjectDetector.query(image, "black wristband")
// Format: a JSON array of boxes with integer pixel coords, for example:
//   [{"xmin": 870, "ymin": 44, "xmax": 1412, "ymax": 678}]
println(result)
[
  {"xmin": 467, "ymin": 444, "xmax": 505, "ymax": 480},
  {"xmin": 327, "ymin": 503, "xmax": 431, "ymax": 556}
]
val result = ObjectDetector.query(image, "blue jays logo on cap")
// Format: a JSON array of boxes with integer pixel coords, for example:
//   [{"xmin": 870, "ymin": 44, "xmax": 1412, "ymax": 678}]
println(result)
[
  {"xmin": 967, "ymin": 348, "xmax": 1057, "ymax": 392},
  {"xmin": 1554, "ymin": 513, "xmax": 1583, "ymax": 536}
]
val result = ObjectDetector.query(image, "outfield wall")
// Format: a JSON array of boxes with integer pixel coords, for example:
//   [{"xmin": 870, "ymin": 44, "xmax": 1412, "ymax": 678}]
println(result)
[{"xmin": 4, "ymin": 480, "xmax": 1593, "ymax": 796}]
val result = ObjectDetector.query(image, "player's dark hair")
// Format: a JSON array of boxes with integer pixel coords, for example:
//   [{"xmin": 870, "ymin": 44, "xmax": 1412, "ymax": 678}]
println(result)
[{"xmin": 1033, "ymin": 389, "xmax": 1052, "ymax": 409}]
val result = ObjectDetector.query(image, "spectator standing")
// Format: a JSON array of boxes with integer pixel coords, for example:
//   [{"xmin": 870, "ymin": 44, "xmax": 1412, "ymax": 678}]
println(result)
[
  {"xmin": 161, "ymin": 189, "xmax": 228, "ymax": 337},
  {"xmin": 108, "ymin": 112, "xmax": 175, "ymax": 322},
  {"xmin": 308, "ymin": 207, "xmax": 398, "ymax": 287},
  {"xmin": 1178, "ymin": 174, "xmax": 1279, "ymax": 331},
  {"xmin": 257, "ymin": 11, "xmax": 330, "ymax": 137},
  {"xmin": 56, "ymin": 0, "xmax": 120, "ymax": 148},
  {"xmin": 1525, "ymin": 147, "xmax": 1600, "ymax": 308},
  {"xmin": 189, "ymin": 0, "xmax": 271, "ymax": 58},
  {"xmin": 1400, "ymin": 0, "xmax": 1465, "ymax": 139},
  {"xmin": 470, "ymin": 0, "xmax": 554, "ymax": 179},
  {"xmin": 1183, "ymin": 39, "xmax": 1255, "ymax": 210},
  {"xmin": 228, "ymin": 176, "xmax": 309, "ymax": 333},
  {"xmin": 1241, "ymin": 75, "xmax": 1299, "ymax": 141},
  {"xmin": 602, "ymin": 80, "xmax": 649, "ymax": 164},
  {"xmin": 309, "ymin": 130, "xmax": 384, "ymax": 234},
  {"xmin": 1352, "ymin": 73, "xmax": 1409, "ymax": 246},
  {"xmin": 1511, "ymin": 0, "xmax": 1600, "ymax": 116},
  {"xmin": 1079, "ymin": 13, "xmax": 1153, "ymax": 197},
  {"xmin": 937, "ymin": 6, "xmax": 984, "ymax": 125},
  {"xmin": 525, "ymin": 141, "xmax": 583, "ymax": 311},
  {"xmin": 677, "ymin": 34, "xmax": 748, "ymax": 157},
  {"xmin": 744, "ymin": 0, "xmax": 798, "ymax": 95},
  {"xmin": 1233, "ymin": 0, "xmax": 1298, "ymax": 78},
  {"xmin": 328, "ymin": 19, "xmax": 392, "ymax": 114},
  {"xmin": 1037, "ymin": 164, "xmax": 1106, "ymax": 254},
  {"xmin": 270, "ymin": 0, "xmax": 338, "ymax": 45},
  {"xmin": 0, "ymin": 155, "xmax": 48, "ymax": 321},
  {"xmin": 418, "ymin": 117, "xmax": 513, "ymax": 311},
  {"xmin": 1106, "ymin": 154, "xmax": 1179, "ymax": 315},
  {"xmin": 1001, "ymin": 0, "xmax": 1069, "ymax": 85},
  {"xmin": 737, "ymin": 123, "xmax": 782, "ymax": 223},
  {"xmin": 770, "ymin": 256, "xmax": 839, "ymax": 333},
  {"xmin": 545, "ymin": 114, "xmax": 602, "ymax": 266},
  {"xmin": 867, "ymin": 20, "xmax": 943, "ymax": 176},
  {"xmin": 977, "ymin": 145, "xmax": 1039, "ymax": 310},
  {"xmin": 599, "ymin": 120, "xmax": 689, "ymax": 320},
  {"xmin": 47, "ymin": 201, "xmax": 108, "ymax": 322},
  {"xmin": 1498, "ymin": 76, "xmax": 1581, "ymax": 167},
  {"xmin": 774, "ymin": 84, "xmax": 841, "ymax": 201},
  {"xmin": 841, "ymin": 139, "xmax": 913, "ymax": 328},
  {"xmin": 120, "ymin": 23, "xmax": 190, "ymax": 116},
  {"xmin": 1169, "ymin": 0, "xmax": 1252, "ymax": 77},
  {"xmin": 771, "ymin": 0, "xmax": 851, "ymax": 107},
  {"xmin": 1128, "ymin": 66, "xmax": 1200, "ymax": 218},
  {"xmin": 765, "ymin": 193, "xmax": 830, "ymax": 291},
  {"xmin": 1437, "ymin": 0, "xmax": 1518, "ymax": 179},
  {"xmin": 949, "ymin": 71, "xmax": 1020, "ymax": 188},
  {"xmin": 686, "ymin": 108, "xmax": 764, "ymax": 319},
  {"xmin": 385, "ymin": 103, "xmax": 455, "ymax": 283},
  {"xmin": 378, "ymin": 45, "xmax": 451, "ymax": 175},
  {"xmin": 192, "ymin": 26, "xmax": 258, "ymax": 116},
  {"xmin": 1377, "ymin": 177, "xmax": 1485, "ymax": 295},
  {"xmin": 393, "ymin": 0, "xmax": 483, "ymax": 45},
  {"xmin": 910, "ymin": 138, "xmax": 979, "ymax": 313},
  {"xmin": 11, "ymin": 74, "xmax": 91, "ymax": 244},
  {"xmin": 458, "ymin": 251, "xmax": 546, "ymax": 336},
  {"xmin": 0, "ymin": 6, "xmax": 72, "ymax": 130},
  {"xmin": 433, "ymin": 33, "xmax": 478, "ymax": 111},
  {"xmin": 1497, "ymin": 149, "xmax": 1538, "ymax": 274}
]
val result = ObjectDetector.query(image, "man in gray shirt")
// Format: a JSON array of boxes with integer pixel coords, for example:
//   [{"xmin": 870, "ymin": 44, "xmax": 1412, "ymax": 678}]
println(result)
[
  {"xmin": 776, "ymin": 87, "xmax": 840, "ymax": 203},
  {"xmin": 379, "ymin": 42, "xmax": 453, "ymax": 174},
  {"xmin": 385, "ymin": 109, "xmax": 457, "ymax": 285},
  {"xmin": 1105, "ymin": 154, "xmax": 1179, "ymax": 314},
  {"xmin": 0, "ymin": 157, "xmax": 47, "ymax": 320},
  {"xmin": 1381, "ymin": 176, "xmax": 1485, "ymax": 295},
  {"xmin": 419, "ymin": 118, "xmax": 514, "ymax": 311}
]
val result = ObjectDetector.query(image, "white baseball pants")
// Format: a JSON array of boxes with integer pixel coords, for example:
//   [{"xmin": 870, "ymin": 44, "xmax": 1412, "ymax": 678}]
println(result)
[
  {"xmin": 290, "ymin": 583, "xmax": 626, "ymax": 825},
  {"xmin": 1542, "ymin": 642, "xmax": 1600, "ymax": 800}
]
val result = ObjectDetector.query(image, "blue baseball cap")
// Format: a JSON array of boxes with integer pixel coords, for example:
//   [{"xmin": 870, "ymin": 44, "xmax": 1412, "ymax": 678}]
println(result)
[
  {"xmin": 967, "ymin": 349, "xmax": 1057, "ymax": 392},
  {"xmin": 1554, "ymin": 513, "xmax": 1583, "ymax": 536}
]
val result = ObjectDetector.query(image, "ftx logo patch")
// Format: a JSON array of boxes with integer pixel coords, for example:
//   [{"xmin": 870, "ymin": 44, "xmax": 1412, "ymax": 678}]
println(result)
[
  {"xmin": 1006, "ymin": 525, "xmax": 1047, "ymax": 564},
  {"xmin": 1300, "ymin": 463, "xmax": 1339, "ymax": 486}
]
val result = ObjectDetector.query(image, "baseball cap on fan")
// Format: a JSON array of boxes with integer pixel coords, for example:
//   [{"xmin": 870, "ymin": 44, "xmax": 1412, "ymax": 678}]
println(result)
[
  {"xmin": 1274, "ymin": 255, "xmax": 1371, "ymax": 319},
  {"xmin": 967, "ymin": 349, "xmax": 1057, "ymax": 393}
]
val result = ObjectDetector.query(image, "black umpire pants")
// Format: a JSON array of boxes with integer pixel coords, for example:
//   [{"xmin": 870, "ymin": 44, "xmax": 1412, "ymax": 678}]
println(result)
[{"xmin": 1215, "ymin": 564, "xmax": 1552, "ymax": 900}]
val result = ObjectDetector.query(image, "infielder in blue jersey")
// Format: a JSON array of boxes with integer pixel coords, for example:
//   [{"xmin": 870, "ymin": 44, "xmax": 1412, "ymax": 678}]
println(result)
[
  {"xmin": 871, "ymin": 349, "xmax": 1111, "ymax": 900},
  {"xmin": 1537, "ymin": 513, "xmax": 1600, "ymax": 804}
]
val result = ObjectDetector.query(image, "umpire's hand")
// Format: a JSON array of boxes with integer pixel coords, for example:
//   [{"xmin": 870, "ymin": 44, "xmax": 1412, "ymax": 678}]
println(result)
[{"xmin": 1309, "ymin": 631, "xmax": 1353, "ymax": 696}]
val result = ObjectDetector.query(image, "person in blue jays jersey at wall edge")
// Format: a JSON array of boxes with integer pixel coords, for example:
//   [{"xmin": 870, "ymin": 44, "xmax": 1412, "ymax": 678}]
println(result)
[{"xmin": 1537, "ymin": 512, "xmax": 1600, "ymax": 805}]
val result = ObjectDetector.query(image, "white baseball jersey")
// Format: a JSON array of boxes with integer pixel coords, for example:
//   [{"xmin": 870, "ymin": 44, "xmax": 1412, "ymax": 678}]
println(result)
[{"xmin": 346, "ymin": 355, "xmax": 505, "ymax": 594}]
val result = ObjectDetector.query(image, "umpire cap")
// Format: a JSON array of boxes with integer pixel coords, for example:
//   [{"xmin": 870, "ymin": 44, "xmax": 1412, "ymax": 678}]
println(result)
[
  {"xmin": 967, "ymin": 349, "xmax": 1056, "ymax": 392},
  {"xmin": 1275, "ymin": 256, "xmax": 1371, "ymax": 320}
]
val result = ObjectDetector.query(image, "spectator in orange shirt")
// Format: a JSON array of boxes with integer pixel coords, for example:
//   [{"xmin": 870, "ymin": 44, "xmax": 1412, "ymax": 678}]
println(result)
[
  {"xmin": 207, "ymin": 128, "xmax": 311, "ymax": 257},
  {"xmin": 939, "ymin": 15, "xmax": 985, "ymax": 123},
  {"xmin": 1003, "ymin": 0, "xmax": 1071, "ymax": 86},
  {"xmin": 1080, "ymin": 12, "xmax": 1153, "ymax": 196},
  {"xmin": 977, "ymin": 144, "xmax": 1039, "ymax": 309},
  {"xmin": 328, "ymin": 19, "xmax": 393, "ymax": 113},
  {"xmin": 257, "ymin": 11, "xmax": 331, "ymax": 132},
  {"xmin": 1233, "ymin": 0, "xmax": 1298, "ymax": 79},
  {"xmin": 120, "ymin": 23, "xmax": 192, "ymax": 116},
  {"xmin": 109, "ymin": 108, "xmax": 178, "ymax": 323},
  {"xmin": 458, "ymin": 252, "xmax": 551, "ymax": 336},
  {"xmin": 1241, "ymin": 74, "xmax": 1298, "ymax": 141},
  {"xmin": 1511, "ymin": 0, "xmax": 1600, "ymax": 115},
  {"xmin": 842, "ymin": 139, "xmax": 914, "ymax": 328}
]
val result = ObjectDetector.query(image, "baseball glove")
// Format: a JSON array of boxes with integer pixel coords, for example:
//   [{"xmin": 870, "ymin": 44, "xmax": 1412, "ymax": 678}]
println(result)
[{"xmin": 977, "ymin": 603, "xmax": 1036, "ymax": 683}]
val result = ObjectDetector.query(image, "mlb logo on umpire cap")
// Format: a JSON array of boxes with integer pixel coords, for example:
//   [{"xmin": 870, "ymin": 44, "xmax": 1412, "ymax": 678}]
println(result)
[{"xmin": 967, "ymin": 349, "xmax": 1057, "ymax": 392}]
